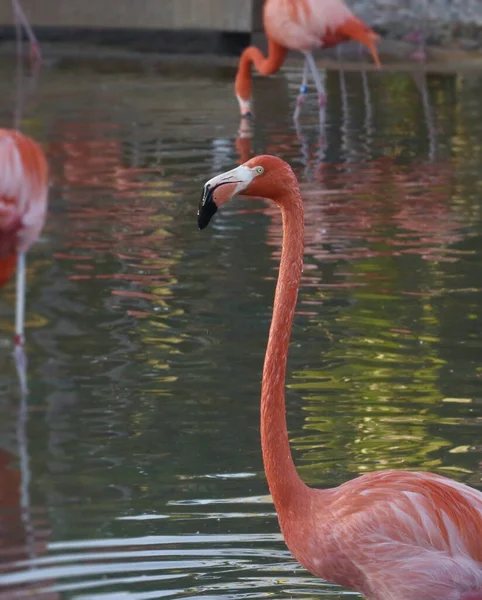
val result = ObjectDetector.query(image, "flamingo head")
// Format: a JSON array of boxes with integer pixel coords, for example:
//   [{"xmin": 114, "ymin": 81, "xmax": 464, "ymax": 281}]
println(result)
[
  {"xmin": 326, "ymin": 17, "xmax": 381, "ymax": 68},
  {"xmin": 198, "ymin": 155, "xmax": 296, "ymax": 229}
]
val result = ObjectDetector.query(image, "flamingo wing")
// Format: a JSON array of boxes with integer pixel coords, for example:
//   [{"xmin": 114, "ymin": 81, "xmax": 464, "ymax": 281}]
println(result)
[
  {"xmin": 326, "ymin": 471, "xmax": 482, "ymax": 599},
  {"xmin": 0, "ymin": 129, "xmax": 48, "ymax": 253}
]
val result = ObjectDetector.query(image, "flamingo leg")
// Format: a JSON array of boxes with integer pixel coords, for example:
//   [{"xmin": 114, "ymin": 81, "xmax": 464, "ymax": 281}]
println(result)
[
  {"xmin": 14, "ymin": 344, "xmax": 29, "ymax": 406},
  {"xmin": 14, "ymin": 251, "xmax": 26, "ymax": 347},
  {"xmin": 407, "ymin": 31, "xmax": 427, "ymax": 62},
  {"xmin": 14, "ymin": 344, "xmax": 33, "ymax": 552},
  {"xmin": 11, "ymin": 0, "xmax": 41, "ymax": 65},
  {"xmin": 402, "ymin": 29, "xmax": 427, "ymax": 62},
  {"xmin": 304, "ymin": 52, "xmax": 327, "ymax": 109},
  {"xmin": 403, "ymin": 0, "xmax": 428, "ymax": 62},
  {"xmin": 294, "ymin": 59, "xmax": 310, "ymax": 121}
]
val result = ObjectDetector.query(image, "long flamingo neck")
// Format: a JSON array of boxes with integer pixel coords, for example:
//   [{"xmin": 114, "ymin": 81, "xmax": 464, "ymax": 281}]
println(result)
[
  {"xmin": 235, "ymin": 38, "xmax": 287, "ymax": 116},
  {"xmin": 261, "ymin": 187, "xmax": 308, "ymax": 515}
]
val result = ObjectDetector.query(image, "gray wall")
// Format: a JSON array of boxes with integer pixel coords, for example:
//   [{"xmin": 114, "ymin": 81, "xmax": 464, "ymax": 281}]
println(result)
[
  {"xmin": 347, "ymin": 0, "xmax": 482, "ymax": 45},
  {"xmin": 0, "ymin": 0, "xmax": 263, "ymax": 33},
  {"xmin": 1, "ymin": 1, "xmax": 481, "ymax": 48},
  {"xmin": 349, "ymin": 0, "xmax": 482, "ymax": 26}
]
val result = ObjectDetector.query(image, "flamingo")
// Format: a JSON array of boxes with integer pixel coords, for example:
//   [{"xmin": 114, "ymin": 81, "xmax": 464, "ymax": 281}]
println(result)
[
  {"xmin": 402, "ymin": 0, "xmax": 429, "ymax": 62},
  {"xmin": 235, "ymin": 0, "xmax": 381, "ymax": 119},
  {"xmin": 0, "ymin": 129, "xmax": 49, "ymax": 348},
  {"xmin": 197, "ymin": 155, "xmax": 482, "ymax": 599},
  {"xmin": 12, "ymin": 0, "xmax": 41, "ymax": 66}
]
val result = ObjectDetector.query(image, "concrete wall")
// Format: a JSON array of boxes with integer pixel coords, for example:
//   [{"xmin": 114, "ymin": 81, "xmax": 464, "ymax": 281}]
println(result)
[
  {"xmin": 4, "ymin": 0, "xmax": 482, "ymax": 32},
  {"xmin": 1, "ymin": 0, "xmax": 481, "ymax": 51},
  {"xmin": 0, "ymin": 0, "xmax": 264, "ymax": 33},
  {"xmin": 349, "ymin": 0, "xmax": 482, "ymax": 49},
  {"xmin": 348, "ymin": 0, "xmax": 482, "ymax": 27}
]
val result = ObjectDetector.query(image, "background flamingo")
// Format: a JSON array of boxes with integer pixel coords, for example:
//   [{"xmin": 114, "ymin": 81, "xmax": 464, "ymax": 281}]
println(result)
[
  {"xmin": 197, "ymin": 155, "xmax": 482, "ymax": 599},
  {"xmin": 402, "ymin": 0, "xmax": 429, "ymax": 62},
  {"xmin": 0, "ymin": 129, "xmax": 49, "ymax": 348},
  {"xmin": 235, "ymin": 0, "xmax": 381, "ymax": 119}
]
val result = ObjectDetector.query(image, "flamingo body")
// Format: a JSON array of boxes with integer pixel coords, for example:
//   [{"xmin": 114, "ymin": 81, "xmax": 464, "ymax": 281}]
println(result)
[
  {"xmin": 264, "ymin": 0, "xmax": 353, "ymax": 51},
  {"xmin": 198, "ymin": 155, "xmax": 482, "ymax": 599},
  {"xmin": 287, "ymin": 470, "xmax": 482, "ymax": 600},
  {"xmin": 235, "ymin": 0, "xmax": 380, "ymax": 117},
  {"xmin": 0, "ymin": 129, "xmax": 48, "ymax": 343},
  {"xmin": 0, "ymin": 129, "xmax": 48, "ymax": 254}
]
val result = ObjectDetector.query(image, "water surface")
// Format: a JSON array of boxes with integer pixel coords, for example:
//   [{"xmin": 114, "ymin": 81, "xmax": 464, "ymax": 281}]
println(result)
[{"xmin": 0, "ymin": 54, "xmax": 481, "ymax": 599}]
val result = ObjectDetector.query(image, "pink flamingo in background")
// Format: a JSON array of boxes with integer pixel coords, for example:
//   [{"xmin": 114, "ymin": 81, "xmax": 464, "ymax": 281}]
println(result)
[
  {"xmin": 0, "ymin": 129, "xmax": 49, "ymax": 347},
  {"xmin": 198, "ymin": 155, "xmax": 482, "ymax": 599},
  {"xmin": 235, "ymin": 0, "xmax": 381, "ymax": 118},
  {"xmin": 11, "ymin": 0, "xmax": 41, "ymax": 65}
]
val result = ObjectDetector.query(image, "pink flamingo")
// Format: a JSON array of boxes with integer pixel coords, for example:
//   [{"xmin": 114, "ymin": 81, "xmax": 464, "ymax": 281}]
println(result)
[
  {"xmin": 11, "ymin": 0, "xmax": 41, "ymax": 65},
  {"xmin": 235, "ymin": 0, "xmax": 381, "ymax": 118},
  {"xmin": 198, "ymin": 155, "xmax": 482, "ymax": 599},
  {"xmin": 0, "ymin": 129, "xmax": 49, "ymax": 348}
]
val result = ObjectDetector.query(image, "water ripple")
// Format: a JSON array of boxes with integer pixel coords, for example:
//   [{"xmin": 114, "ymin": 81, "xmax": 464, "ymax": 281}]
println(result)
[{"xmin": 0, "ymin": 56, "xmax": 481, "ymax": 600}]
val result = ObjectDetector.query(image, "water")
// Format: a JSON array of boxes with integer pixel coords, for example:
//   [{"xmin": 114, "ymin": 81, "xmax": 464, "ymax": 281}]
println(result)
[{"xmin": 0, "ymin": 52, "xmax": 481, "ymax": 599}]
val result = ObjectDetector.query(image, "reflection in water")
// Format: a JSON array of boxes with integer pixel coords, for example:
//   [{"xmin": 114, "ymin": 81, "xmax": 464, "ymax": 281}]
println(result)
[
  {"xmin": 0, "ymin": 58, "xmax": 480, "ymax": 598},
  {"xmin": 413, "ymin": 72, "xmax": 437, "ymax": 161},
  {"xmin": 0, "ymin": 374, "xmax": 60, "ymax": 599},
  {"xmin": 235, "ymin": 67, "xmax": 480, "ymax": 491},
  {"xmin": 0, "ymin": 49, "xmax": 58, "ymax": 599}
]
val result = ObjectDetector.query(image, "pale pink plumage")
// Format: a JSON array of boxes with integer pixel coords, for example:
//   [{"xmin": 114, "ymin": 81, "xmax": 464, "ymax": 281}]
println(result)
[
  {"xmin": 0, "ymin": 131, "xmax": 48, "ymax": 251},
  {"xmin": 0, "ymin": 129, "xmax": 48, "ymax": 345},
  {"xmin": 289, "ymin": 470, "xmax": 482, "ymax": 599},
  {"xmin": 235, "ymin": 0, "xmax": 380, "ymax": 117}
]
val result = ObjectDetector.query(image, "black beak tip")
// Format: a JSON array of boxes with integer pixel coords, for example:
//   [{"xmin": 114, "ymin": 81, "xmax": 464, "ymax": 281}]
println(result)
[{"xmin": 198, "ymin": 200, "xmax": 218, "ymax": 230}]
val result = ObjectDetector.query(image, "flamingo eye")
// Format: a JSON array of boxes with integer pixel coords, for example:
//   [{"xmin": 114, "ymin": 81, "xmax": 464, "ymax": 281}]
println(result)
[{"xmin": 255, "ymin": 166, "xmax": 264, "ymax": 175}]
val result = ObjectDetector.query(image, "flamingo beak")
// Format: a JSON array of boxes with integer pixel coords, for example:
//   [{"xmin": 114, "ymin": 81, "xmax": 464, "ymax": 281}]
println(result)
[
  {"xmin": 198, "ymin": 183, "xmax": 218, "ymax": 230},
  {"xmin": 198, "ymin": 178, "xmax": 242, "ymax": 230},
  {"xmin": 198, "ymin": 165, "xmax": 259, "ymax": 230},
  {"xmin": 340, "ymin": 18, "xmax": 382, "ymax": 69}
]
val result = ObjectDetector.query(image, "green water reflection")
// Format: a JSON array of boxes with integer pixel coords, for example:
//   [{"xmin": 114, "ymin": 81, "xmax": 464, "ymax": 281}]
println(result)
[{"xmin": 0, "ymin": 56, "xmax": 480, "ymax": 598}]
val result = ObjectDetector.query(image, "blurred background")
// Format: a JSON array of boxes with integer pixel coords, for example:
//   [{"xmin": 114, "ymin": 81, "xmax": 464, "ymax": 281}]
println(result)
[{"xmin": 0, "ymin": 1, "xmax": 482, "ymax": 56}]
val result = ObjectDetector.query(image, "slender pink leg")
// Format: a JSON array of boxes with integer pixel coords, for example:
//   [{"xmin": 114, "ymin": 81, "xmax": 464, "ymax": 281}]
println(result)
[
  {"xmin": 303, "ymin": 52, "xmax": 327, "ymax": 110},
  {"xmin": 15, "ymin": 349, "xmax": 33, "ymax": 555},
  {"xmin": 294, "ymin": 59, "xmax": 309, "ymax": 122},
  {"xmin": 402, "ymin": 0, "xmax": 433, "ymax": 62},
  {"xmin": 14, "ymin": 344, "xmax": 28, "ymax": 396},
  {"xmin": 402, "ymin": 0, "xmax": 428, "ymax": 63},
  {"xmin": 12, "ymin": 0, "xmax": 41, "ymax": 65},
  {"xmin": 14, "ymin": 253, "xmax": 29, "ymax": 396},
  {"xmin": 403, "ymin": 30, "xmax": 427, "ymax": 62}
]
